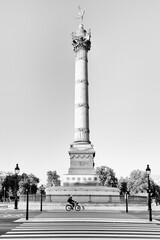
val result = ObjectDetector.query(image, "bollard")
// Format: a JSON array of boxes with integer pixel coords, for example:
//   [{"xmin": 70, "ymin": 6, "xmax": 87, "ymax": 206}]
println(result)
[
  {"xmin": 39, "ymin": 185, "xmax": 45, "ymax": 211},
  {"xmin": 40, "ymin": 191, "xmax": 43, "ymax": 211},
  {"xmin": 125, "ymin": 191, "xmax": 129, "ymax": 213},
  {"xmin": 89, "ymin": 194, "xmax": 92, "ymax": 203},
  {"xmin": 26, "ymin": 189, "xmax": 29, "ymax": 220}
]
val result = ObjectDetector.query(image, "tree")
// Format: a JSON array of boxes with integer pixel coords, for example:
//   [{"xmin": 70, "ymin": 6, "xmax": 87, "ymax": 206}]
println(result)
[
  {"xmin": 127, "ymin": 169, "xmax": 154, "ymax": 194},
  {"xmin": 2, "ymin": 174, "xmax": 21, "ymax": 198},
  {"xmin": 2, "ymin": 173, "xmax": 40, "ymax": 197},
  {"xmin": 46, "ymin": 171, "xmax": 61, "ymax": 187},
  {"xmin": 152, "ymin": 184, "xmax": 160, "ymax": 205},
  {"xmin": 0, "ymin": 171, "xmax": 13, "ymax": 200},
  {"xmin": 118, "ymin": 177, "xmax": 129, "ymax": 195},
  {"xmin": 96, "ymin": 166, "xmax": 118, "ymax": 187},
  {"xmin": 19, "ymin": 173, "xmax": 39, "ymax": 194}
]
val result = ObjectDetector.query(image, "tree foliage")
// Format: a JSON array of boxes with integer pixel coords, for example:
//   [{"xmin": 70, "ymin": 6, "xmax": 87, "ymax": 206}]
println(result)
[
  {"xmin": 1, "ymin": 172, "xmax": 39, "ymax": 199},
  {"xmin": 19, "ymin": 173, "xmax": 39, "ymax": 194},
  {"xmin": 152, "ymin": 184, "xmax": 160, "ymax": 205},
  {"xmin": 0, "ymin": 171, "xmax": 13, "ymax": 199},
  {"xmin": 2, "ymin": 174, "xmax": 21, "ymax": 198},
  {"xmin": 127, "ymin": 169, "xmax": 154, "ymax": 194},
  {"xmin": 46, "ymin": 171, "xmax": 61, "ymax": 187},
  {"xmin": 96, "ymin": 166, "xmax": 118, "ymax": 187}
]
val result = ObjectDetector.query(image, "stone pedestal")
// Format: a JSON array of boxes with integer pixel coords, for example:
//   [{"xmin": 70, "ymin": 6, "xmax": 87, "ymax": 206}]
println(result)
[{"xmin": 63, "ymin": 142, "xmax": 99, "ymax": 186}]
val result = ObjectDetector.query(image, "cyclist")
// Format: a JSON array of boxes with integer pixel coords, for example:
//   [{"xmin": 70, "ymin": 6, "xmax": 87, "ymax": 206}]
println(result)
[{"xmin": 67, "ymin": 195, "xmax": 76, "ymax": 209}]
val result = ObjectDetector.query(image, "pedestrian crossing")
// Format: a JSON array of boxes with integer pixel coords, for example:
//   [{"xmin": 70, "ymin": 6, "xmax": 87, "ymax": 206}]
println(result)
[{"xmin": 1, "ymin": 219, "xmax": 160, "ymax": 239}]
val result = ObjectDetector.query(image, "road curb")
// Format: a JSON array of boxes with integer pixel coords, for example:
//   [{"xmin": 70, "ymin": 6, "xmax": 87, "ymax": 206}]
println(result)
[{"xmin": 14, "ymin": 217, "xmax": 159, "ymax": 224}]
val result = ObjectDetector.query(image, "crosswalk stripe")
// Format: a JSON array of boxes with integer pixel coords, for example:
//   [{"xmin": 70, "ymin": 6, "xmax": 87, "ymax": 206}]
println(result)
[
  {"xmin": 1, "ymin": 234, "xmax": 160, "ymax": 239},
  {"xmin": 15, "ymin": 218, "xmax": 159, "ymax": 223},
  {"xmin": 12, "ymin": 228, "xmax": 160, "ymax": 232},
  {"xmin": 1, "ymin": 220, "xmax": 160, "ymax": 239}
]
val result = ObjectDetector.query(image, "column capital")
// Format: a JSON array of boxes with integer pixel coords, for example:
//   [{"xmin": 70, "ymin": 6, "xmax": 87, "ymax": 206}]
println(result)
[{"xmin": 72, "ymin": 25, "xmax": 91, "ymax": 52}]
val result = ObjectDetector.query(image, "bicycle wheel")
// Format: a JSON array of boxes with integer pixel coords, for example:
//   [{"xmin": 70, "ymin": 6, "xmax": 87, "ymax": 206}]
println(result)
[
  {"xmin": 65, "ymin": 204, "xmax": 72, "ymax": 211},
  {"xmin": 75, "ymin": 204, "xmax": 81, "ymax": 211}
]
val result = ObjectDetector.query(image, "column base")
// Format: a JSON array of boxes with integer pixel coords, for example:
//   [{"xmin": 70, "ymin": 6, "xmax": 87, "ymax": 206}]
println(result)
[{"xmin": 63, "ymin": 174, "xmax": 99, "ymax": 186}]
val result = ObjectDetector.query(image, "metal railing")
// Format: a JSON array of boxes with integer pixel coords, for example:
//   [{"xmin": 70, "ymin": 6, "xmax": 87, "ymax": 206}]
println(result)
[{"xmin": 19, "ymin": 194, "xmax": 147, "ymax": 205}]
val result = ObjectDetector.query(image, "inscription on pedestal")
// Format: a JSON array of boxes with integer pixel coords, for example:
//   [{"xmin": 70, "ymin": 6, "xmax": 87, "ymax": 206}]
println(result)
[{"xmin": 79, "ymin": 161, "xmax": 90, "ymax": 166}]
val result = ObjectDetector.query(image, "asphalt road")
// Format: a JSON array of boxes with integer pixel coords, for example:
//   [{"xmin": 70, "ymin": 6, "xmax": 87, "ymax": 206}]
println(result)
[
  {"xmin": 34, "ymin": 210, "xmax": 147, "ymax": 219},
  {"xmin": 32, "ymin": 209, "xmax": 160, "ymax": 222},
  {"xmin": 0, "ymin": 211, "xmax": 38, "ymax": 235},
  {"xmin": 0, "ymin": 219, "xmax": 20, "ymax": 236}
]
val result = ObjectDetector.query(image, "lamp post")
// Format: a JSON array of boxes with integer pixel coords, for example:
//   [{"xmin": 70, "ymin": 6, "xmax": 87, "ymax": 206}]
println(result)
[
  {"xmin": 146, "ymin": 164, "xmax": 152, "ymax": 221},
  {"xmin": 40, "ymin": 185, "xmax": 45, "ymax": 212},
  {"xmin": 14, "ymin": 164, "xmax": 20, "ymax": 209}
]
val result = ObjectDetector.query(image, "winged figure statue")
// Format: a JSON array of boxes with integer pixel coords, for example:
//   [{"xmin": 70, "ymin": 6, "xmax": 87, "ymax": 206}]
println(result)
[{"xmin": 77, "ymin": 5, "xmax": 86, "ymax": 24}]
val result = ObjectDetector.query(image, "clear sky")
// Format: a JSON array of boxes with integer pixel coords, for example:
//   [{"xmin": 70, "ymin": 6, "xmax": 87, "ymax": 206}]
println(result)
[{"xmin": 0, "ymin": 0, "xmax": 160, "ymax": 185}]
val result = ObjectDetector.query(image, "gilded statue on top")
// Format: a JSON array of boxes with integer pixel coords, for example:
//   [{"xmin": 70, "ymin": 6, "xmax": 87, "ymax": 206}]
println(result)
[{"xmin": 76, "ymin": 5, "xmax": 85, "ymax": 24}]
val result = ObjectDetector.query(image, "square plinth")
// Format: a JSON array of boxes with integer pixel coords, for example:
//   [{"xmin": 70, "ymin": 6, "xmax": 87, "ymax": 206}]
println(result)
[{"xmin": 63, "ymin": 174, "xmax": 99, "ymax": 186}]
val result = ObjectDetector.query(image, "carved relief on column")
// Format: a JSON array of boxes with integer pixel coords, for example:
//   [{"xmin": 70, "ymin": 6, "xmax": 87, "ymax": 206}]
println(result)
[
  {"xmin": 75, "ymin": 103, "xmax": 89, "ymax": 108},
  {"xmin": 75, "ymin": 128, "xmax": 90, "ymax": 141},
  {"xmin": 75, "ymin": 79, "xmax": 89, "ymax": 85}
]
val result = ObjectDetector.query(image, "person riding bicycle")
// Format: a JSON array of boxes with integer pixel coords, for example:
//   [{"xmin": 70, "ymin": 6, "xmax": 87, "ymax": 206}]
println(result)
[{"xmin": 67, "ymin": 195, "xmax": 76, "ymax": 209}]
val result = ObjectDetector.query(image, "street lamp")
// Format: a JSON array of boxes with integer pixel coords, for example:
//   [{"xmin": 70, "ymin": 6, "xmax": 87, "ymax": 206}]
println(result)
[
  {"xmin": 14, "ymin": 164, "xmax": 20, "ymax": 209},
  {"xmin": 146, "ymin": 164, "xmax": 152, "ymax": 221}
]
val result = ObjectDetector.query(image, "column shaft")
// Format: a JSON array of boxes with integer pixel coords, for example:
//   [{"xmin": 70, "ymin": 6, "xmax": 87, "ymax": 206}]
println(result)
[{"xmin": 74, "ymin": 49, "xmax": 90, "ymax": 142}]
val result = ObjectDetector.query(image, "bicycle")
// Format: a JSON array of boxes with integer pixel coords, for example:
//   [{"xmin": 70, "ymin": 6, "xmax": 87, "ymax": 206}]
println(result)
[{"xmin": 65, "ymin": 201, "xmax": 81, "ymax": 211}]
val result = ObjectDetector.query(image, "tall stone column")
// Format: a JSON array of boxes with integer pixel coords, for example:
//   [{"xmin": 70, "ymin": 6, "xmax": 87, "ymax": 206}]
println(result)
[
  {"xmin": 73, "ymin": 25, "xmax": 91, "ymax": 143},
  {"xmin": 63, "ymin": 23, "xmax": 98, "ymax": 187}
]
